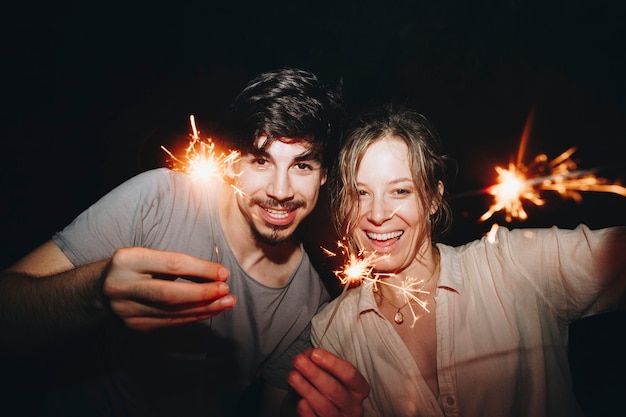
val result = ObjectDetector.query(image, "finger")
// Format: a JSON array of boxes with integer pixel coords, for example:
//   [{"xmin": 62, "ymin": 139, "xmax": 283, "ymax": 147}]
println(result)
[
  {"xmin": 288, "ymin": 366, "xmax": 339, "ymax": 417},
  {"xmin": 116, "ymin": 292, "xmax": 236, "ymax": 331},
  {"xmin": 310, "ymin": 348, "xmax": 369, "ymax": 398},
  {"xmin": 124, "ymin": 310, "xmax": 224, "ymax": 331},
  {"xmin": 113, "ymin": 247, "xmax": 230, "ymax": 282},
  {"xmin": 293, "ymin": 354, "xmax": 350, "ymax": 410},
  {"xmin": 112, "ymin": 290, "xmax": 236, "ymax": 318},
  {"xmin": 296, "ymin": 398, "xmax": 318, "ymax": 417},
  {"xmin": 132, "ymin": 279, "xmax": 235, "ymax": 306}
]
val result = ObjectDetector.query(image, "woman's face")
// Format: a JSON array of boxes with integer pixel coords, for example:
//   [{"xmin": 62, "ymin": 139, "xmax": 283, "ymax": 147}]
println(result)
[{"xmin": 354, "ymin": 136, "xmax": 428, "ymax": 273}]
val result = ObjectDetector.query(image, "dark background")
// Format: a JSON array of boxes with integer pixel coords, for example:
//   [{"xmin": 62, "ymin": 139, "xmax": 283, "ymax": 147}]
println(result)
[
  {"xmin": 1, "ymin": 1, "xmax": 625, "ymax": 415},
  {"xmin": 2, "ymin": 0, "xmax": 626, "ymax": 269}
]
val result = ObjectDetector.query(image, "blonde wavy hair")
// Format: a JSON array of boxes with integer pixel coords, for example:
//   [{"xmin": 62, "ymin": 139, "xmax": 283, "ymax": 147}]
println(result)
[{"xmin": 329, "ymin": 105, "xmax": 453, "ymax": 254}]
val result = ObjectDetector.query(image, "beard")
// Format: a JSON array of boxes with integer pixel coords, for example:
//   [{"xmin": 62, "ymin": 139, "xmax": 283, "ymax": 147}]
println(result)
[
  {"xmin": 247, "ymin": 197, "xmax": 304, "ymax": 246},
  {"xmin": 251, "ymin": 223, "xmax": 292, "ymax": 246}
]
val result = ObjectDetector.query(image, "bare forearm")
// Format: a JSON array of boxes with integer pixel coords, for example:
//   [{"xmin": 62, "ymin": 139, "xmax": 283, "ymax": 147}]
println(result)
[{"xmin": 0, "ymin": 260, "xmax": 112, "ymax": 350}]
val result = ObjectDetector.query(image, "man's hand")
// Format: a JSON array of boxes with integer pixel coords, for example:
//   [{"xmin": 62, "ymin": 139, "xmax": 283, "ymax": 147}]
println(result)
[
  {"xmin": 288, "ymin": 348, "xmax": 369, "ymax": 417},
  {"xmin": 103, "ymin": 247, "xmax": 236, "ymax": 330}
]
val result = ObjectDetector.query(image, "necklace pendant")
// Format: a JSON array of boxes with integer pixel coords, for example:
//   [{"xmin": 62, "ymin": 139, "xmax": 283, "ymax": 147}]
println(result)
[{"xmin": 394, "ymin": 310, "xmax": 404, "ymax": 324}]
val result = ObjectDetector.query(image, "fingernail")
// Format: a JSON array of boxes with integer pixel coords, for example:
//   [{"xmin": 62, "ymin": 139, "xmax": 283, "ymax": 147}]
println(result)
[
  {"xmin": 218, "ymin": 267, "xmax": 230, "ymax": 280},
  {"xmin": 221, "ymin": 295, "xmax": 235, "ymax": 308},
  {"xmin": 218, "ymin": 282, "xmax": 229, "ymax": 294},
  {"xmin": 311, "ymin": 348, "xmax": 323, "ymax": 362}
]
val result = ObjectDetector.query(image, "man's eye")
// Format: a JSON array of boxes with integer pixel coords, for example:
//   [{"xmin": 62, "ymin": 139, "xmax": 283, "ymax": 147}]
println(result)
[
  {"xmin": 252, "ymin": 158, "xmax": 268, "ymax": 166},
  {"xmin": 295, "ymin": 163, "xmax": 313, "ymax": 171}
]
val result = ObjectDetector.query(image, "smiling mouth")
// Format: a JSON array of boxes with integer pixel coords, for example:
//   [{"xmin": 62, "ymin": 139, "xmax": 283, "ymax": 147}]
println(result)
[
  {"xmin": 264, "ymin": 207, "xmax": 291, "ymax": 219},
  {"xmin": 366, "ymin": 231, "xmax": 404, "ymax": 241},
  {"xmin": 259, "ymin": 204, "xmax": 300, "ymax": 227}
]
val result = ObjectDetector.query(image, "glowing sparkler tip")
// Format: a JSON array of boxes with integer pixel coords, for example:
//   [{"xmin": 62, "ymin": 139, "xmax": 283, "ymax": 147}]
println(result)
[
  {"xmin": 161, "ymin": 114, "xmax": 240, "ymax": 184},
  {"xmin": 481, "ymin": 138, "xmax": 626, "ymax": 222}
]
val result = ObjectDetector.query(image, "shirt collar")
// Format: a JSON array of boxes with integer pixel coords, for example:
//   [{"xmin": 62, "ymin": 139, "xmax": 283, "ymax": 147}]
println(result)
[
  {"xmin": 436, "ymin": 243, "xmax": 464, "ymax": 294},
  {"xmin": 356, "ymin": 282, "xmax": 382, "ymax": 317}
]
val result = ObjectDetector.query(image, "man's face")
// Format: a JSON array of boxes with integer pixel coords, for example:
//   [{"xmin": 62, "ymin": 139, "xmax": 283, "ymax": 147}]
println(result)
[{"xmin": 232, "ymin": 136, "xmax": 327, "ymax": 246}]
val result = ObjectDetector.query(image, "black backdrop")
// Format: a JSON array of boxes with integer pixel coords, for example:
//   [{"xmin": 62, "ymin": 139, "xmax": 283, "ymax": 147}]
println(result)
[{"xmin": 2, "ymin": 1, "xmax": 625, "ymax": 416}]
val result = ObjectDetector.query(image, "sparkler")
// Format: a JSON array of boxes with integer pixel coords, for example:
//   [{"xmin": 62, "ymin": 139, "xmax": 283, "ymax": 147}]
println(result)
[
  {"xmin": 161, "ymin": 115, "xmax": 242, "ymax": 265},
  {"xmin": 318, "ymin": 240, "xmax": 432, "ymax": 344},
  {"xmin": 161, "ymin": 115, "xmax": 240, "ymax": 189},
  {"xmin": 479, "ymin": 110, "xmax": 626, "ymax": 222}
]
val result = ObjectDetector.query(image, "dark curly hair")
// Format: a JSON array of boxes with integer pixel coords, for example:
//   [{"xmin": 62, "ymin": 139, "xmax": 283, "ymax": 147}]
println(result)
[{"xmin": 224, "ymin": 68, "xmax": 344, "ymax": 170}]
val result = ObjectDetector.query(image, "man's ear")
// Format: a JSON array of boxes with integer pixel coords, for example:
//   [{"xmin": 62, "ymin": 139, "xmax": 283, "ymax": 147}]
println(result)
[
  {"xmin": 225, "ymin": 159, "xmax": 240, "ymax": 184},
  {"xmin": 430, "ymin": 180, "xmax": 444, "ymax": 215},
  {"xmin": 320, "ymin": 169, "xmax": 328, "ymax": 186}
]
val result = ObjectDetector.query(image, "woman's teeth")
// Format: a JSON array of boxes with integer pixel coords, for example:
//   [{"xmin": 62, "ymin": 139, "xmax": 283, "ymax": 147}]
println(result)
[{"xmin": 367, "ymin": 231, "xmax": 403, "ymax": 241}]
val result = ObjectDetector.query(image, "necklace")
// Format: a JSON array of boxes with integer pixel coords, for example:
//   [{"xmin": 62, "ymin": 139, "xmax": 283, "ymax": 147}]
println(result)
[
  {"xmin": 373, "ymin": 248, "xmax": 441, "ymax": 325},
  {"xmin": 374, "ymin": 288, "xmax": 410, "ymax": 324}
]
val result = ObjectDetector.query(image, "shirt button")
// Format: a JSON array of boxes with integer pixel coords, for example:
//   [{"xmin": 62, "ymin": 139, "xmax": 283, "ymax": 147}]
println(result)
[{"xmin": 446, "ymin": 396, "xmax": 455, "ymax": 406}]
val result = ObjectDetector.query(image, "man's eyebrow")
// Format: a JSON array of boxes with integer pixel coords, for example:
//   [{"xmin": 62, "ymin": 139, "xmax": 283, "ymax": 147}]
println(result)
[
  {"xmin": 249, "ymin": 145, "xmax": 321, "ymax": 163},
  {"xmin": 251, "ymin": 148, "xmax": 271, "ymax": 158},
  {"xmin": 293, "ymin": 150, "xmax": 321, "ymax": 163}
]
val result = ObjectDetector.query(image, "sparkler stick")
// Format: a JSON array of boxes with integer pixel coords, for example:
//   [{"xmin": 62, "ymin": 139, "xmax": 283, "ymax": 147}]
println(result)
[
  {"xmin": 161, "ymin": 115, "xmax": 243, "ymax": 267},
  {"xmin": 317, "ymin": 278, "xmax": 350, "ymax": 347},
  {"xmin": 317, "ymin": 244, "xmax": 382, "ymax": 345}
]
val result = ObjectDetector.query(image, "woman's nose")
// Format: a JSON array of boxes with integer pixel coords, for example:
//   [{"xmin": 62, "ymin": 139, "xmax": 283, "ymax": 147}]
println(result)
[{"xmin": 367, "ymin": 195, "xmax": 390, "ymax": 224}]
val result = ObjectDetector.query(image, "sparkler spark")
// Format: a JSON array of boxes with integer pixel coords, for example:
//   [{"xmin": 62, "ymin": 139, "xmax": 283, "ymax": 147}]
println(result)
[
  {"xmin": 330, "ymin": 242, "xmax": 380, "ymax": 286},
  {"xmin": 480, "ymin": 111, "xmax": 626, "ymax": 222},
  {"xmin": 318, "ymin": 241, "xmax": 432, "ymax": 344},
  {"xmin": 161, "ymin": 115, "xmax": 240, "ymax": 189}
]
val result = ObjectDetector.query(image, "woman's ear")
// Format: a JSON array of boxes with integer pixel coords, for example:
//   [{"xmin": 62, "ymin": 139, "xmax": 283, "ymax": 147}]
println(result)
[{"xmin": 430, "ymin": 181, "xmax": 444, "ymax": 215}]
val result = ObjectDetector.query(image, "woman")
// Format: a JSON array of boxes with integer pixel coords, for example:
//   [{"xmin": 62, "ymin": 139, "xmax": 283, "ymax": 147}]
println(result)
[{"xmin": 308, "ymin": 105, "xmax": 626, "ymax": 417}]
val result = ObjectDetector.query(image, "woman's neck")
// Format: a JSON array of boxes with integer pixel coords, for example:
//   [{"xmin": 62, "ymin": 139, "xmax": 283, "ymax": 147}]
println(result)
[{"xmin": 375, "ymin": 245, "xmax": 440, "ymax": 304}]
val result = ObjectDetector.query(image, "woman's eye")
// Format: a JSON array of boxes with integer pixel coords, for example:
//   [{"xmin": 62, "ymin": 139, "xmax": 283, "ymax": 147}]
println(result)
[{"xmin": 393, "ymin": 188, "xmax": 412, "ymax": 196}]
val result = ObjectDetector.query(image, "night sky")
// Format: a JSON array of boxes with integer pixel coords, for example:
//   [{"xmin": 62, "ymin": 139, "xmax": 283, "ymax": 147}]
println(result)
[
  {"xmin": 2, "ymin": 3, "xmax": 626, "ymax": 416},
  {"xmin": 2, "ymin": 0, "xmax": 626, "ymax": 269}
]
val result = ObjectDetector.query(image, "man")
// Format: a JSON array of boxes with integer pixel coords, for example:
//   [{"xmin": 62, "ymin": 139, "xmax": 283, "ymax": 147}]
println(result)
[{"xmin": 0, "ymin": 68, "xmax": 366, "ymax": 417}]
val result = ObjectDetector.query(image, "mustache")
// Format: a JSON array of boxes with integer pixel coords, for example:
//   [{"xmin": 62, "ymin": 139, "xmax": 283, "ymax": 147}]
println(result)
[{"xmin": 251, "ymin": 198, "xmax": 305, "ymax": 211}]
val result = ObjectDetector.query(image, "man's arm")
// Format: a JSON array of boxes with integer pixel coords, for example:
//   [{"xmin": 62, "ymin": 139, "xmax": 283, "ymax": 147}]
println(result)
[
  {"xmin": 0, "ymin": 240, "xmax": 108, "ymax": 349},
  {"xmin": 288, "ymin": 348, "xmax": 369, "ymax": 417},
  {"xmin": 0, "ymin": 241, "xmax": 235, "ymax": 350}
]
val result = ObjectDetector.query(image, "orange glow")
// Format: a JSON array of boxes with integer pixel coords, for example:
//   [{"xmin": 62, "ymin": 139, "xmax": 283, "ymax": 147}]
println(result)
[
  {"xmin": 161, "ymin": 115, "xmax": 240, "ymax": 185},
  {"xmin": 481, "ymin": 112, "xmax": 626, "ymax": 222},
  {"xmin": 318, "ymin": 240, "xmax": 431, "ymax": 341}
]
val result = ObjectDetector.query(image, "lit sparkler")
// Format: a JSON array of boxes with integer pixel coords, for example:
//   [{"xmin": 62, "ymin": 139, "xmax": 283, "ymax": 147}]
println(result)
[
  {"xmin": 161, "ymin": 115, "xmax": 240, "ymax": 188},
  {"xmin": 321, "ymin": 240, "xmax": 381, "ymax": 287},
  {"xmin": 480, "ymin": 110, "xmax": 626, "ymax": 222},
  {"xmin": 161, "ymin": 115, "xmax": 242, "ymax": 265},
  {"xmin": 318, "ymin": 241, "xmax": 431, "ymax": 344}
]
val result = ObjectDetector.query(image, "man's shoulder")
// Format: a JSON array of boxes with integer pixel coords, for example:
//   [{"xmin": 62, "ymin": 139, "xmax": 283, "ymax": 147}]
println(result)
[{"xmin": 124, "ymin": 168, "xmax": 221, "ymax": 198}]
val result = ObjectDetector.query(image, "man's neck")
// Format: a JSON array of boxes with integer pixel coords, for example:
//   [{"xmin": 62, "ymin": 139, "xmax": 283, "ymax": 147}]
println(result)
[{"xmin": 219, "ymin": 186, "xmax": 302, "ymax": 288}]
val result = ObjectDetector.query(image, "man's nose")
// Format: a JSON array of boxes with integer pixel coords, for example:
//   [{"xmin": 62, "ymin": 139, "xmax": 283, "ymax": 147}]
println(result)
[{"xmin": 267, "ymin": 170, "xmax": 294, "ymax": 201}]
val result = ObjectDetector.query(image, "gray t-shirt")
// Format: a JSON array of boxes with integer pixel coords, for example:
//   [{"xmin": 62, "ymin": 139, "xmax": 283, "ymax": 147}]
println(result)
[{"xmin": 50, "ymin": 168, "xmax": 330, "ymax": 416}]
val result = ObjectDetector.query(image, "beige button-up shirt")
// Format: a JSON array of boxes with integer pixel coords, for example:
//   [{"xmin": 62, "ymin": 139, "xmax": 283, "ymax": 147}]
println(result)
[{"xmin": 312, "ymin": 225, "xmax": 625, "ymax": 417}]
